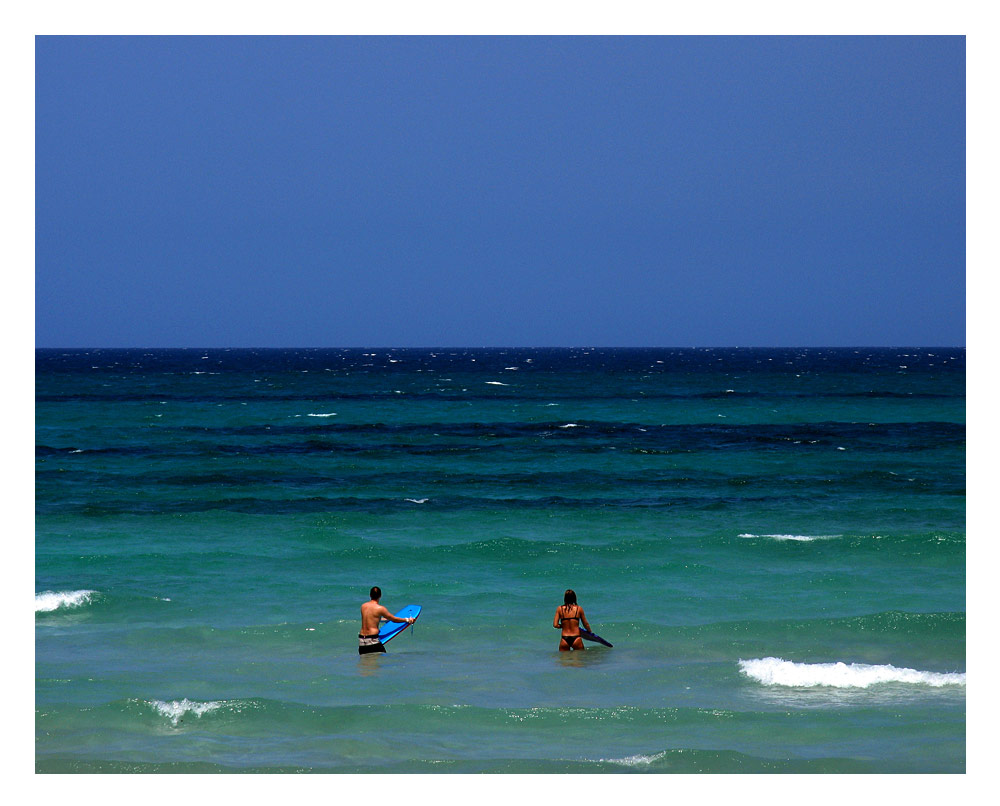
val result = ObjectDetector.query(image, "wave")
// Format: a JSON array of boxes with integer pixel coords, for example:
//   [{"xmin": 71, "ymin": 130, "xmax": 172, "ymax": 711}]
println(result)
[
  {"xmin": 40, "ymin": 492, "xmax": 814, "ymax": 516},
  {"xmin": 600, "ymin": 750, "xmax": 669, "ymax": 766},
  {"xmin": 738, "ymin": 657, "xmax": 966, "ymax": 688},
  {"xmin": 35, "ymin": 420, "xmax": 965, "ymax": 462},
  {"xmin": 34, "ymin": 750, "xmax": 938, "ymax": 774},
  {"xmin": 34, "ymin": 699, "xmax": 964, "ymax": 772},
  {"xmin": 738, "ymin": 533, "xmax": 840, "ymax": 542},
  {"xmin": 35, "ymin": 589, "xmax": 96, "ymax": 612},
  {"xmin": 145, "ymin": 698, "xmax": 228, "ymax": 726},
  {"xmin": 36, "ymin": 389, "xmax": 964, "ymax": 403}
]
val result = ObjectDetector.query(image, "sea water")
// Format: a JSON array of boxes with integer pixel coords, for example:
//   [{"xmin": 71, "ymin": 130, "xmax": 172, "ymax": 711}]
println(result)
[{"xmin": 35, "ymin": 348, "xmax": 965, "ymax": 773}]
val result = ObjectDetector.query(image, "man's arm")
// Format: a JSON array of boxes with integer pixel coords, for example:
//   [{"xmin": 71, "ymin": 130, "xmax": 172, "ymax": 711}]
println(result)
[{"xmin": 380, "ymin": 605, "xmax": 414, "ymax": 624}]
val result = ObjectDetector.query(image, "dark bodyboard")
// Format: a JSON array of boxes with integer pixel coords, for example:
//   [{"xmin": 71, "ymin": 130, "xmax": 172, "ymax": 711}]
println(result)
[{"xmin": 580, "ymin": 628, "xmax": 613, "ymax": 647}]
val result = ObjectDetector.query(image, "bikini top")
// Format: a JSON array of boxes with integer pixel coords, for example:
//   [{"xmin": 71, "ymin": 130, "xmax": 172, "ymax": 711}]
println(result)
[{"xmin": 559, "ymin": 605, "xmax": 581, "ymax": 625}]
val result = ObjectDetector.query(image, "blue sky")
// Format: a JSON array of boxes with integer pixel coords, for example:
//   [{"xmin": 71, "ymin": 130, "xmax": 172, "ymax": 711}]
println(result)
[{"xmin": 35, "ymin": 35, "xmax": 965, "ymax": 347}]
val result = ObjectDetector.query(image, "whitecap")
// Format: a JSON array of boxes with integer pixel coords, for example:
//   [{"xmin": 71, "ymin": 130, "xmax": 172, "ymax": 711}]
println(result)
[
  {"xmin": 738, "ymin": 533, "xmax": 838, "ymax": 542},
  {"xmin": 485, "ymin": 381, "xmax": 509, "ymax": 386},
  {"xmin": 35, "ymin": 590, "xmax": 95, "ymax": 612},
  {"xmin": 738, "ymin": 657, "xmax": 965, "ymax": 688},
  {"xmin": 147, "ymin": 698, "xmax": 224, "ymax": 726},
  {"xmin": 600, "ymin": 750, "xmax": 668, "ymax": 766},
  {"xmin": 559, "ymin": 423, "xmax": 579, "ymax": 428},
  {"xmin": 404, "ymin": 498, "xmax": 429, "ymax": 504},
  {"xmin": 306, "ymin": 412, "xmax": 337, "ymax": 418}
]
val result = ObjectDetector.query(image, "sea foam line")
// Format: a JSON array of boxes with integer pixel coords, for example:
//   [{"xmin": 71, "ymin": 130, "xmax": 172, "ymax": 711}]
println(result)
[
  {"xmin": 35, "ymin": 590, "xmax": 96, "ymax": 612},
  {"xmin": 600, "ymin": 750, "xmax": 669, "ymax": 766},
  {"xmin": 738, "ymin": 657, "xmax": 966, "ymax": 688},
  {"xmin": 738, "ymin": 533, "xmax": 839, "ymax": 542}
]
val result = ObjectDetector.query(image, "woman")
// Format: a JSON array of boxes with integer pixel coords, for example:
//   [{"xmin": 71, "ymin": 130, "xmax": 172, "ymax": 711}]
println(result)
[{"xmin": 554, "ymin": 589, "xmax": 591, "ymax": 651}]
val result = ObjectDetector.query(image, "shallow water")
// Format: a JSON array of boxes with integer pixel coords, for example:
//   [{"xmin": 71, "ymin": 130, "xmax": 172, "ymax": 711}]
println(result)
[{"xmin": 36, "ymin": 348, "xmax": 965, "ymax": 772}]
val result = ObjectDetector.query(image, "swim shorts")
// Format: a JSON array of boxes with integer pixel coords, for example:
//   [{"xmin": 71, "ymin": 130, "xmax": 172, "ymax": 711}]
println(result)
[{"xmin": 358, "ymin": 633, "xmax": 386, "ymax": 654}]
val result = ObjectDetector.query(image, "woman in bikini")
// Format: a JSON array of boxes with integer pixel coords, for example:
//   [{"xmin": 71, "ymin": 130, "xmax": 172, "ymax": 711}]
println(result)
[{"xmin": 553, "ymin": 589, "xmax": 591, "ymax": 651}]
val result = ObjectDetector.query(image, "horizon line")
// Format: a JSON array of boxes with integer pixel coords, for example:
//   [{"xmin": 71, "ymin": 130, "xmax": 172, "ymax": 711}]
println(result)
[{"xmin": 35, "ymin": 345, "xmax": 968, "ymax": 351}]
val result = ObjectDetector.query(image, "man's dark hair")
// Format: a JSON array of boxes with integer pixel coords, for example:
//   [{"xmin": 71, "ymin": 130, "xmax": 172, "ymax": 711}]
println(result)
[
  {"xmin": 370, "ymin": 586, "xmax": 381, "ymax": 601},
  {"xmin": 564, "ymin": 589, "xmax": 577, "ymax": 605}
]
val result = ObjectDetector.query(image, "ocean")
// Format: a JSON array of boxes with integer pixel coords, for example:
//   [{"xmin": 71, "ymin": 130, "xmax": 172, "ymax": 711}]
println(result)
[{"xmin": 35, "ymin": 348, "xmax": 966, "ymax": 773}]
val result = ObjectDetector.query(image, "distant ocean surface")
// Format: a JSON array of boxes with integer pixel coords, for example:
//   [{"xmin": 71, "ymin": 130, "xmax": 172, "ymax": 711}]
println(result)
[{"xmin": 35, "ymin": 348, "xmax": 966, "ymax": 773}]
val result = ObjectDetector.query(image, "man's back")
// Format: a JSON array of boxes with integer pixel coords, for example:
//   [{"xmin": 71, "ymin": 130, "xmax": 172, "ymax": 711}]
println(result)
[{"xmin": 360, "ymin": 599, "xmax": 388, "ymax": 634}]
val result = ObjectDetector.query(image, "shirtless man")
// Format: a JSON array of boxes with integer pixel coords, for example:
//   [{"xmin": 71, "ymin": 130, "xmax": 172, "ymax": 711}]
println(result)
[
  {"xmin": 553, "ymin": 588, "xmax": 591, "ymax": 651},
  {"xmin": 358, "ymin": 586, "xmax": 415, "ymax": 655}
]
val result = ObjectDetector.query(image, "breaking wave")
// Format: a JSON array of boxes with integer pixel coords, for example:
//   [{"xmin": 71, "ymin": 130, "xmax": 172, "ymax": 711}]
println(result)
[
  {"xmin": 35, "ymin": 590, "xmax": 96, "ymax": 612},
  {"xmin": 738, "ymin": 657, "xmax": 966, "ymax": 688}
]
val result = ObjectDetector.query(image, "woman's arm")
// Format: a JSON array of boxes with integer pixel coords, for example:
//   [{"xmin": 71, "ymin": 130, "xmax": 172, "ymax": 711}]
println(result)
[
  {"xmin": 580, "ymin": 607, "xmax": 591, "ymax": 632},
  {"xmin": 553, "ymin": 608, "xmax": 562, "ymax": 629}
]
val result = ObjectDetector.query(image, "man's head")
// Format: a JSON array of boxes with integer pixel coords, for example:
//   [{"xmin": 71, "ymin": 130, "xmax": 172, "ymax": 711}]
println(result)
[{"xmin": 370, "ymin": 586, "xmax": 381, "ymax": 601}]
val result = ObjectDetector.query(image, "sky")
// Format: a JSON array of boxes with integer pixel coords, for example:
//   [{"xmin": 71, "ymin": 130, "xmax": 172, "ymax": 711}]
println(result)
[{"xmin": 35, "ymin": 35, "xmax": 966, "ymax": 348}]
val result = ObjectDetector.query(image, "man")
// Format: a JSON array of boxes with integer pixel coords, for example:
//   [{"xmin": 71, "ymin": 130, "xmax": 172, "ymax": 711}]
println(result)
[{"xmin": 359, "ymin": 586, "xmax": 415, "ymax": 655}]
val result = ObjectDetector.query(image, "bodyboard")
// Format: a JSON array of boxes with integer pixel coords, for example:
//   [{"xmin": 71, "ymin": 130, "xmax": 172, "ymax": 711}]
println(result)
[
  {"xmin": 579, "ymin": 627, "xmax": 613, "ymax": 647},
  {"xmin": 378, "ymin": 604, "xmax": 422, "ymax": 644}
]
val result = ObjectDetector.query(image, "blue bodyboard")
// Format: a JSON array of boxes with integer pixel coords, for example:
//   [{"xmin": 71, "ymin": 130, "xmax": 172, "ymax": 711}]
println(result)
[{"xmin": 378, "ymin": 604, "xmax": 422, "ymax": 644}]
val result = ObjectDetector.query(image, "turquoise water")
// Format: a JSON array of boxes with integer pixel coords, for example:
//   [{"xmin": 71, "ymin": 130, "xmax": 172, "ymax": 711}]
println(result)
[{"xmin": 35, "ymin": 348, "xmax": 965, "ymax": 773}]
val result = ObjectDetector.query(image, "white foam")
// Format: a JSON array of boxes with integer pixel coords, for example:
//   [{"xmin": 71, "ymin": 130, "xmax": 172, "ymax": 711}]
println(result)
[
  {"xmin": 404, "ymin": 498, "xmax": 429, "ymax": 504},
  {"xmin": 485, "ymin": 381, "xmax": 509, "ymax": 386},
  {"xmin": 35, "ymin": 590, "xmax": 95, "ymax": 612},
  {"xmin": 738, "ymin": 657, "xmax": 966, "ymax": 688},
  {"xmin": 559, "ymin": 423, "xmax": 579, "ymax": 428},
  {"xmin": 148, "ymin": 698, "xmax": 224, "ymax": 726},
  {"xmin": 306, "ymin": 412, "xmax": 337, "ymax": 417},
  {"xmin": 738, "ymin": 533, "xmax": 839, "ymax": 542},
  {"xmin": 601, "ymin": 750, "xmax": 668, "ymax": 766}
]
